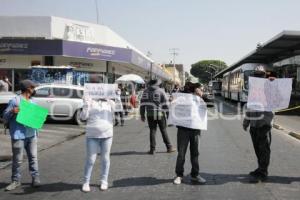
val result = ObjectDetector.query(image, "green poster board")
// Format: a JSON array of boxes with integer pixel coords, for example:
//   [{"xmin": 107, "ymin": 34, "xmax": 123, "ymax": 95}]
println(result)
[{"xmin": 16, "ymin": 99, "xmax": 48, "ymax": 129}]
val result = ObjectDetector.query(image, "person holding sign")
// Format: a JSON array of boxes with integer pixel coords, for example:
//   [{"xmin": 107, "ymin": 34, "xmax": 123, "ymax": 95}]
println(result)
[
  {"xmin": 140, "ymin": 79, "xmax": 175, "ymax": 155},
  {"xmin": 80, "ymin": 92, "xmax": 116, "ymax": 192},
  {"xmin": 173, "ymin": 82, "xmax": 207, "ymax": 185},
  {"xmin": 243, "ymin": 66, "xmax": 276, "ymax": 183},
  {"xmin": 3, "ymin": 80, "xmax": 41, "ymax": 191}
]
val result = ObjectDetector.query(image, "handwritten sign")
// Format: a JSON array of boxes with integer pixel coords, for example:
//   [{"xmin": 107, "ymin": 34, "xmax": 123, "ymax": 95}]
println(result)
[
  {"xmin": 168, "ymin": 93, "xmax": 207, "ymax": 130},
  {"xmin": 16, "ymin": 99, "xmax": 48, "ymax": 129},
  {"xmin": 247, "ymin": 77, "xmax": 292, "ymax": 111},
  {"xmin": 84, "ymin": 83, "xmax": 119, "ymax": 99}
]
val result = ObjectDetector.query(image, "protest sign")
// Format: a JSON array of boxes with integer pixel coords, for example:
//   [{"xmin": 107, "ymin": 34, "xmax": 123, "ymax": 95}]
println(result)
[
  {"xmin": 168, "ymin": 93, "xmax": 207, "ymax": 130},
  {"xmin": 84, "ymin": 83, "xmax": 119, "ymax": 99},
  {"xmin": 16, "ymin": 99, "xmax": 48, "ymax": 129},
  {"xmin": 247, "ymin": 77, "xmax": 292, "ymax": 111}
]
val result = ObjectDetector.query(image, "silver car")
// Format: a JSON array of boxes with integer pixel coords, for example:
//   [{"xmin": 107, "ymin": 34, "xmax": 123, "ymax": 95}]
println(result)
[{"xmin": 0, "ymin": 84, "xmax": 85, "ymax": 125}]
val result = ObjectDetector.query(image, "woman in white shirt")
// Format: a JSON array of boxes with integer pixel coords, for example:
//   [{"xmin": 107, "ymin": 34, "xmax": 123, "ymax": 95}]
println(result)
[{"xmin": 80, "ymin": 97, "xmax": 115, "ymax": 192}]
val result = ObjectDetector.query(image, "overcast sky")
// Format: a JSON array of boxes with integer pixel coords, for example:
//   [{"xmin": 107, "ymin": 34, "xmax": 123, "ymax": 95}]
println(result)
[{"xmin": 1, "ymin": 0, "xmax": 300, "ymax": 71}]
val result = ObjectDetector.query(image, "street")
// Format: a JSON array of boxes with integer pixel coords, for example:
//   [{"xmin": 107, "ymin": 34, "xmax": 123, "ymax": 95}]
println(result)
[{"xmin": 0, "ymin": 100, "xmax": 299, "ymax": 200}]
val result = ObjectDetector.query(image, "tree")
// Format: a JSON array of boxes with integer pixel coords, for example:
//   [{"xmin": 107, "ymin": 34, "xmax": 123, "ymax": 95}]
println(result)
[{"xmin": 190, "ymin": 60, "xmax": 227, "ymax": 83}]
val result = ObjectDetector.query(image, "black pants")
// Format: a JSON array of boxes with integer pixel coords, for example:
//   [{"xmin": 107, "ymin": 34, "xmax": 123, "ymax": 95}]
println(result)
[
  {"xmin": 175, "ymin": 127, "xmax": 201, "ymax": 177},
  {"xmin": 250, "ymin": 125, "xmax": 271, "ymax": 176},
  {"xmin": 115, "ymin": 112, "xmax": 124, "ymax": 124},
  {"xmin": 147, "ymin": 115, "xmax": 172, "ymax": 151}
]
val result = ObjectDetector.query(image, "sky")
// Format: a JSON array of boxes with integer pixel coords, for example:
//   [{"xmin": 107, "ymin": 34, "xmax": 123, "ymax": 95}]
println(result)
[{"xmin": 1, "ymin": 0, "xmax": 300, "ymax": 72}]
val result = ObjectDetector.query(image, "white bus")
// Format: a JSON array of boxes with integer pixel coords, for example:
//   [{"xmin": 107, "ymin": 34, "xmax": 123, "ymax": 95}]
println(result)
[{"xmin": 222, "ymin": 63, "xmax": 267, "ymax": 102}]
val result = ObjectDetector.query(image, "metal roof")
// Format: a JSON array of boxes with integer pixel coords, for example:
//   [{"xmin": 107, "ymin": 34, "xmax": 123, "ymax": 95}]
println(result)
[{"xmin": 214, "ymin": 31, "xmax": 300, "ymax": 78}]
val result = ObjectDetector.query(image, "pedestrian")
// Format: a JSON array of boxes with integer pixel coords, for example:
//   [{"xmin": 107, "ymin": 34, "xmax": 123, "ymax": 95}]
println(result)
[
  {"xmin": 140, "ymin": 79, "xmax": 175, "ymax": 154},
  {"xmin": 114, "ymin": 84, "xmax": 124, "ymax": 126},
  {"xmin": 3, "ymin": 80, "xmax": 41, "ymax": 191},
  {"xmin": 0, "ymin": 76, "xmax": 12, "ymax": 92},
  {"xmin": 173, "ymin": 82, "xmax": 207, "ymax": 185},
  {"xmin": 80, "ymin": 96, "xmax": 116, "ymax": 192},
  {"xmin": 243, "ymin": 66, "xmax": 276, "ymax": 183}
]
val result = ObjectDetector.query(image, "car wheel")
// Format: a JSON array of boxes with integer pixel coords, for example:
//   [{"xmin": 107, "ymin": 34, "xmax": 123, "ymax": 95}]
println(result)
[{"xmin": 74, "ymin": 109, "xmax": 86, "ymax": 126}]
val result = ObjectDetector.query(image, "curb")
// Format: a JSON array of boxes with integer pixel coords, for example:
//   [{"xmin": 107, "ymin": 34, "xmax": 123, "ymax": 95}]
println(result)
[
  {"xmin": 289, "ymin": 132, "xmax": 300, "ymax": 140},
  {"xmin": 273, "ymin": 123, "xmax": 300, "ymax": 141}
]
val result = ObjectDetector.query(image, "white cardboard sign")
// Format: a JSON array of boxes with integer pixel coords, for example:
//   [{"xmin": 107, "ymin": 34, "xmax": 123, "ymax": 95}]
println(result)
[{"xmin": 84, "ymin": 83, "xmax": 119, "ymax": 99}]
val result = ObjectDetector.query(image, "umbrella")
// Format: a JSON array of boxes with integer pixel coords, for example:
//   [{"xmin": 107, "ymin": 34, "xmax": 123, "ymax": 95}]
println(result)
[{"xmin": 116, "ymin": 74, "xmax": 145, "ymax": 84}]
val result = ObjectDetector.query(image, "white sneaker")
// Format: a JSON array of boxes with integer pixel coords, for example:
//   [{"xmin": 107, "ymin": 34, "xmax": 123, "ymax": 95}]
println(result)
[
  {"xmin": 100, "ymin": 183, "xmax": 108, "ymax": 191},
  {"xmin": 173, "ymin": 176, "xmax": 182, "ymax": 185},
  {"xmin": 82, "ymin": 183, "xmax": 90, "ymax": 192}
]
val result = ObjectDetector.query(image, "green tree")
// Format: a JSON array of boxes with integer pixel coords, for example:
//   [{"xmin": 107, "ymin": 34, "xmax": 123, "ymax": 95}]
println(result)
[{"xmin": 190, "ymin": 60, "xmax": 227, "ymax": 83}]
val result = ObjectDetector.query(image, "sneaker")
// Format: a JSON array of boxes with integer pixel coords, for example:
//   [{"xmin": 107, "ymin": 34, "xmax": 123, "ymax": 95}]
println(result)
[
  {"xmin": 173, "ymin": 176, "xmax": 182, "ymax": 185},
  {"xmin": 148, "ymin": 150, "xmax": 155, "ymax": 155},
  {"xmin": 32, "ymin": 177, "xmax": 41, "ymax": 188},
  {"xmin": 167, "ymin": 147, "xmax": 176, "ymax": 153},
  {"xmin": 191, "ymin": 175, "xmax": 206, "ymax": 184},
  {"xmin": 249, "ymin": 169, "xmax": 260, "ymax": 177},
  {"xmin": 5, "ymin": 181, "xmax": 21, "ymax": 191},
  {"xmin": 82, "ymin": 183, "xmax": 90, "ymax": 192},
  {"xmin": 100, "ymin": 183, "xmax": 108, "ymax": 191},
  {"xmin": 258, "ymin": 174, "xmax": 268, "ymax": 182}
]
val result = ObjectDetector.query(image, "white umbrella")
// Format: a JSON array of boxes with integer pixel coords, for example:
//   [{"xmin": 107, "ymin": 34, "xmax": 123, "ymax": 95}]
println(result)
[{"xmin": 116, "ymin": 74, "xmax": 145, "ymax": 84}]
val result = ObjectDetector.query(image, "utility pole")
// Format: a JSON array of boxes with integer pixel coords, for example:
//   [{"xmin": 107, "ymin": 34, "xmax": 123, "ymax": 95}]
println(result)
[
  {"xmin": 95, "ymin": 0, "xmax": 100, "ymax": 24},
  {"xmin": 169, "ymin": 48, "xmax": 179, "ymax": 85}
]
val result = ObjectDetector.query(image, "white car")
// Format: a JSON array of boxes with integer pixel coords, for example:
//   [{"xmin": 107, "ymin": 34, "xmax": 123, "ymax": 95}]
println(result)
[{"xmin": 0, "ymin": 84, "xmax": 85, "ymax": 125}]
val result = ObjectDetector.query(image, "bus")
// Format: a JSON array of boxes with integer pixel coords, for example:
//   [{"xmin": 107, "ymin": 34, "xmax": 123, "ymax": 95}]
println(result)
[
  {"xmin": 222, "ymin": 63, "xmax": 267, "ymax": 102},
  {"xmin": 209, "ymin": 80, "xmax": 222, "ymax": 96}
]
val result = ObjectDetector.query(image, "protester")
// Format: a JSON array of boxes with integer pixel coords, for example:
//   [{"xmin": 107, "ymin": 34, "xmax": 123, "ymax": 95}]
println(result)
[
  {"xmin": 122, "ymin": 86, "xmax": 130, "ymax": 116},
  {"xmin": 140, "ymin": 79, "xmax": 175, "ymax": 154},
  {"xmin": 173, "ymin": 82, "xmax": 206, "ymax": 185},
  {"xmin": 114, "ymin": 84, "xmax": 124, "ymax": 126},
  {"xmin": 243, "ymin": 66, "xmax": 276, "ymax": 183},
  {"xmin": 3, "ymin": 80, "xmax": 40, "ymax": 191},
  {"xmin": 80, "ymin": 95, "xmax": 116, "ymax": 192},
  {"xmin": 0, "ymin": 76, "xmax": 12, "ymax": 92}
]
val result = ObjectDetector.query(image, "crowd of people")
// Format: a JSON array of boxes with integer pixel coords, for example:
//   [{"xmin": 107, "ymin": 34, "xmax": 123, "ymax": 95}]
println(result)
[{"xmin": 1, "ymin": 65, "xmax": 276, "ymax": 192}]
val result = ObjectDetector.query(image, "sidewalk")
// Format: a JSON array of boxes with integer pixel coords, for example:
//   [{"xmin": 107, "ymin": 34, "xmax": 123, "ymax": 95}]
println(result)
[
  {"xmin": 0, "ymin": 123, "xmax": 84, "ymax": 168},
  {"xmin": 274, "ymin": 115, "xmax": 300, "ymax": 139}
]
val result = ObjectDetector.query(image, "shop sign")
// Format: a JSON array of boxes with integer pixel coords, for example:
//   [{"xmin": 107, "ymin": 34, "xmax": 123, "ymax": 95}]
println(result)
[
  {"xmin": 0, "ymin": 42, "xmax": 28, "ymax": 52},
  {"xmin": 69, "ymin": 61, "xmax": 94, "ymax": 68},
  {"xmin": 65, "ymin": 24, "xmax": 95, "ymax": 43},
  {"xmin": 86, "ymin": 47, "xmax": 116, "ymax": 57}
]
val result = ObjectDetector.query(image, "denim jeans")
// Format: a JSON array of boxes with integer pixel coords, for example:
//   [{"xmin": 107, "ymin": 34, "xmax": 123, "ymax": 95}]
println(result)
[
  {"xmin": 11, "ymin": 136, "xmax": 39, "ymax": 181},
  {"xmin": 175, "ymin": 128, "xmax": 201, "ymax": 177},
  {"xmin": 84, "ymin": 137, "xmax": 113, "ymax": 185}
]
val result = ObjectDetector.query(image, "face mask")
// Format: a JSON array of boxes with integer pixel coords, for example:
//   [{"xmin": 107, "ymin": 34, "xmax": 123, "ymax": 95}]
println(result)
[{"xmin": 31, "ymin": 89, "xmax": 36, "ymax": 97}]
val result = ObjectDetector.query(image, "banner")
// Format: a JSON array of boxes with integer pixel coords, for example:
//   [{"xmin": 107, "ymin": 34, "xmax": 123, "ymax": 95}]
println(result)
[
  {"xmin": 168, "ymin": 93, "xmax": 207, "ymax": 130},
  {"xmin": 16, "ymin": 99, "xmax": 48, "ymax": 129},
  {"xmin": 247, "ymin": 77, "xmax": 292, "ymax": 111},
  {"xmin": 84, "ymin": 83, "xmax": 119, "ymax": 99}
]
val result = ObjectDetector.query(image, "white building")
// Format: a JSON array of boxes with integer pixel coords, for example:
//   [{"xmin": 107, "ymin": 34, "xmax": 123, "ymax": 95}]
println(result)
[{"xmin": 0, "ymin": 16, "xmax": 170, "ymax": 90}]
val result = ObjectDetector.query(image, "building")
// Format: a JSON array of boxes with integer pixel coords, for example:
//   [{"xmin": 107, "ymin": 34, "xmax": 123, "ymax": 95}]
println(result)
[
  {"xmin": 0, "ymin": 16, "xmax": 170, "ymax": 91},
  {"xmin": 164, "ymin": 64, "xmax": 185, "ymax": 86}
]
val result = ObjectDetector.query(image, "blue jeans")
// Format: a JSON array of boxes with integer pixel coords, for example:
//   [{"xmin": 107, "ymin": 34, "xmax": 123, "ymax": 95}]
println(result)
[
  {"xmin": 84, "ymin": 137, "xmax": 113, "ymax": 185},
  {"xmin": 11, "ymin": 137, "xmax": 39, "ymax": 181}
]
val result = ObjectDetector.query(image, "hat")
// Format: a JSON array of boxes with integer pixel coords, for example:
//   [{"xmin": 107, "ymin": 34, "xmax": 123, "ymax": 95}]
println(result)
[
  {"xmin": 148, "ymin": 79, "xmax": 162, "ymax": 86},
  {"xmin": 19, "ymin": 80, "xmax": 38, "ymax": 91}
]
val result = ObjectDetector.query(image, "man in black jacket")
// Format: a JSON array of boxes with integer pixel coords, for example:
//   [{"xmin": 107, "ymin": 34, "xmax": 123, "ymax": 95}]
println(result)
[
  {"xmin": 140, "ymin": 79, "xmax": 175, "ymax": 154},
  {"xmin": 243, "ymin": 66, "xmax": 276, "ymax": 183}
]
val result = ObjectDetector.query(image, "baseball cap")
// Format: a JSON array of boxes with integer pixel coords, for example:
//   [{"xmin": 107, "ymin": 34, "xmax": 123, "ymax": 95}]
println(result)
[{"xmin": 19, "ymin": 80, "xmax": 38, "ymax": 91}]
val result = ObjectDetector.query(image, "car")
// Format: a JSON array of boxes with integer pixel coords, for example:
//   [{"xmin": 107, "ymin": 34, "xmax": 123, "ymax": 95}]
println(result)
[
  {"xmin": 0, "ymin": 84, "xmax": 85, "ymax": 125},
  {"xmin": 202, "ymin": 91, "xmax": 215, "ymax": 106}
]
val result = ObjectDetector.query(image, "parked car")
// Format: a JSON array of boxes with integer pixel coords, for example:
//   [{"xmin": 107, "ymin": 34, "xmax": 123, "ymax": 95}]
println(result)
[{"xmin": 0, "ymin": 84, "xmax": 85, "ymax": 125}]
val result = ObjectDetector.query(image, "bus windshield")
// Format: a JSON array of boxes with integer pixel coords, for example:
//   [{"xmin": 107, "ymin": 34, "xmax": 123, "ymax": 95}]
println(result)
[{"xmin": 243, "ymin": 70, "xmax": 253, "ymax": 90}]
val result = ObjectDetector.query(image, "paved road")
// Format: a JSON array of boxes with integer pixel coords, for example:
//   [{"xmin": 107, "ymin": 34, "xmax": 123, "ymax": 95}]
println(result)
[{"xmin": 0, "ymin": 100, "xmax": 299, "ymax": 200}]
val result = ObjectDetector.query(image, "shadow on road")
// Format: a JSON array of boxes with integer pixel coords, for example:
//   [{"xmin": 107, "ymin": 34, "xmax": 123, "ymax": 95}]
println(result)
[
  {"xmin": 111, "ymin": 151, "xmax": 148, "ymax": 156},
  {"xmin": 1, "ymin": 182, "xmax": 81, "ymax": 195},
  {"xmin": 112, "ymin": 177, "xmax": 173, "ymax": 188},
  {"xmin": 186, "ymin": 173, "xmax": 300, "ymax": 185}
]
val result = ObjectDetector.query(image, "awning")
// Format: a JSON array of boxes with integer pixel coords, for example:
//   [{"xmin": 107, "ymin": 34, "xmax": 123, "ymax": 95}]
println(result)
[{"xmin": 215, "ymin": 31, "xmax": 300, "ymax": 78}]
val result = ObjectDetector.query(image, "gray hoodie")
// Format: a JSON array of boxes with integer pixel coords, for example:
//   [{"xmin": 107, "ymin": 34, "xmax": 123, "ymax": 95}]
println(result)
[{"xmin": 243, "ymin": 110, "xmax": 274, "ymax": 128}]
